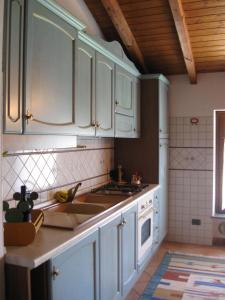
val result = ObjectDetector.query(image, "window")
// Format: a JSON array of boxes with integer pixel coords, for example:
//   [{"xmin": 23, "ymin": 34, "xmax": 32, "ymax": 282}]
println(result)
[{"xmin": 214, "ymin": 111, "xmax": 225, "ymax": 213}]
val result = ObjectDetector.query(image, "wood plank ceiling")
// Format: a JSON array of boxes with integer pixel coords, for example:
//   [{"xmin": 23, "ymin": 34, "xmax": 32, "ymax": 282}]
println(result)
[{"xmin": 84, "ymin": 0, "xmax": 225, "ymax": 83}]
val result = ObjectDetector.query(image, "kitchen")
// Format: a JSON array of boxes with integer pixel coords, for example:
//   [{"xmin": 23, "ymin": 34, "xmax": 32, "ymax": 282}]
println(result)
[{"xmin": 1, "ymin": 0, "xmax": 225, "ymax": 300}]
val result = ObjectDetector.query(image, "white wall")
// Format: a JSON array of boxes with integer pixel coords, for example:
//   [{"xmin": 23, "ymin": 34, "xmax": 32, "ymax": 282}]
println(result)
[
  {"xmin": 167, "ymin": 72, "xmax": 225, "ymax": 246},
  {"xmin": 0, "ymin": 0, "xmax": 5, "ymax": 298},
  {"xmin": 55, "ymin": 0, "xmax": 104, "ymax": 38},
  {"xmin": 168, "ymin": 73, "xmax": 225, "ymax": 117}
]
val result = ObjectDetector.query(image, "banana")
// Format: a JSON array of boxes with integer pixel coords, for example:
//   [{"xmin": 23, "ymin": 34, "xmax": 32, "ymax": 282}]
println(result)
[{"xmin": 54, "ymin": 190, "xmax": 68, "ymax": 203}]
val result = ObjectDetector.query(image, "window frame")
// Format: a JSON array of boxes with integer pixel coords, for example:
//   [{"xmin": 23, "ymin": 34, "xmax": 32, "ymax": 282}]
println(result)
[{"xmin": 214, "ymin": 110, "xmax": 225, "ymax": 214}]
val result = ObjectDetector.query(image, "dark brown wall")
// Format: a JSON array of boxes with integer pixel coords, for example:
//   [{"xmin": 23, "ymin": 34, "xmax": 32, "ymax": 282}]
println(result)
[{"xmin": 115, "ymin": 79, "xmax": 160, "ymax": 183}]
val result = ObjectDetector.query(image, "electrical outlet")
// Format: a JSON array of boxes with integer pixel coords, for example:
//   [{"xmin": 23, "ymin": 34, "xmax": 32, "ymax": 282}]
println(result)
[{"xmin": 192, "ymin": 219, "xmax": 201, "ymax": 225}]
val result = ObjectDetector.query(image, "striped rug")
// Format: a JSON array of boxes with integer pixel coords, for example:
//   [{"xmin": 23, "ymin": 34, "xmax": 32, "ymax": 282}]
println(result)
[{"xmin": 140, "ymin": 253, "xmax": 225, "ymax": 300}]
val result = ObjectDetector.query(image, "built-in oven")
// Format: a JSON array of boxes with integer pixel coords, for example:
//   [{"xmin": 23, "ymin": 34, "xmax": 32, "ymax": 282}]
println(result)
[{"xmin": 138, "ymin": 192, "xmax": 154, "ymax": 262}]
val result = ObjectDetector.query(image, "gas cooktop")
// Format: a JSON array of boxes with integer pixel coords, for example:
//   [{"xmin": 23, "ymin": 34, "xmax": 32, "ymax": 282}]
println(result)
[{"xmin": 93, "ymin": 183, "xmax": 149, "ymax": 196}]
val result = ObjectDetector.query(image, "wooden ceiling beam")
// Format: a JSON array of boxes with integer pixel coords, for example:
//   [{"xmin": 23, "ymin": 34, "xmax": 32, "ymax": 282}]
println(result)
[
  {"xmin": 168, "ymin": 0, "xmax": 197, "ymax": 83},
  {"xmin": 100, "ymin": 0, "xmax": 148, "ymax": 73}
]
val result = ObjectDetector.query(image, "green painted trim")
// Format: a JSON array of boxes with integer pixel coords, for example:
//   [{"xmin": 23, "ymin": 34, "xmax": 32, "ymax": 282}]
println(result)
[
  {"xmin": 141, "ymin": 74, "xmax": 170, "ymax": 85},
  {"xmin": 37, "ymin": 0, "xmax": 86, "ymax": 31},
  {"xmin": 78, "ymin": 31, "xmax": 140, "ymax": 77}
]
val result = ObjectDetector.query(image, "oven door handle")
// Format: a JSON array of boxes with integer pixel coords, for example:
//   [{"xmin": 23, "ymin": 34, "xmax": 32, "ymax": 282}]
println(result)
[{"xmin": 139, "ymin": 207, "xmax": 153, "ymax": 220}]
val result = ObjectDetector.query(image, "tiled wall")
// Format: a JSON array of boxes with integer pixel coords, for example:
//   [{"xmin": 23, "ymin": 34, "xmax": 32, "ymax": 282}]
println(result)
[
  {"xmin": 167, "ymin": 116, "xmax": 213, "ymax": 245},
  {"xmin": 2, "ymin": 137, "xmax": 114, "ymax": 206}
]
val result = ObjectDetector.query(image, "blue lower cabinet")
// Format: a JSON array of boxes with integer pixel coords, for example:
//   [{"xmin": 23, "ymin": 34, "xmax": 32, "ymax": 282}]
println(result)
[
  {"xmin": 121, "ymin": 204, "xmax": 138, "ymax": 297},
  {"xmin": 50, "ymin": 230, "xmax": 99, "ymax": 300},
  {"xmin": 99, "ymin": 203, "xmax": 138, "ymax": 300},
  {"xmin": 99, "ymin": 214, "xmax": 122, "ymax": 300}
]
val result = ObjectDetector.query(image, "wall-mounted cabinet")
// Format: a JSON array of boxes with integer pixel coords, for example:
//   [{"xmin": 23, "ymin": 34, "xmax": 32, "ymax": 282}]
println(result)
[
  {"xmin": 3, "ymin": 0, "xmax": 140, "ymax": 138},
  {"xmin": 75, "ymin": 40, "xmax": 96, "ymax": 136},
  {"xmin": 4, "ymin": 0, "xmax": 24, "ymax": 134},
  {"xmin": 95, "ymin": 53, "xmax": 114, "ymax": 137},
  {"xmin": 25, "ymin": 0, "xmax": 77, "ymax": 135},
  {"xmin": 115, "ymin": 66, "xmax": 134, "ymax": 117},
  {"xmin": 115, "ymin": 77, "xmax": 140, "ymax": 138}
]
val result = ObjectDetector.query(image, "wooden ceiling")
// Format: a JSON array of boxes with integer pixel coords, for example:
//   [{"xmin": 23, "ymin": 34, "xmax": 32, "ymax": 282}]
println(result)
[{"xmin": 84, "ymin": 0, "xmax": 225, "ymax": 83}]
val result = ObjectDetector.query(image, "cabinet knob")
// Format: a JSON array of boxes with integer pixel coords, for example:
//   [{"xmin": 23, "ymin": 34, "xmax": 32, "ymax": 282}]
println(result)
[
  {"xmin": 115, "ymin": 100, "xmax": 119, "ymax": 105},
  {"xmin": 119, "ymin": 219, "xmax": 127, "ymax": 227},
  {"xmin": 24, "ymin": 110, "xmax": 33, "ymax": 124},
  {"xmin": 133, "ymin": 128, "xmax": 136, "ymax": 132},
  {"xmin": 52, "ymin": 266, "xmax": 60, "ymax": 279}
]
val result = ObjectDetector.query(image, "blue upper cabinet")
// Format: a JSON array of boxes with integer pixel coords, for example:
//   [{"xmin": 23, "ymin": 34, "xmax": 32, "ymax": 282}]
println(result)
[
  {"xmin": 75, "ymin": 40, "xmax": 96, "ymax": 136},
  {"xmin": 95, "ymin": 53, "xmax": 115, "ymax": 137},
  {"xmin": 3, "ymin": 0, "xmax": 24, "ymax": 134},
  {"xmin": 24, "ymin": 0, "xmax": 77, "ymax": 134},
  {"xmin": 115, "ymin": 66, "xmax": 134, "ymax": 117},
  {"xmin": 3, "ymin": 0, "xmax": 140, "ymax": 137},
  {"xmin": 50, "ymin": 230, "xmax": 99, "ymax": 300}
]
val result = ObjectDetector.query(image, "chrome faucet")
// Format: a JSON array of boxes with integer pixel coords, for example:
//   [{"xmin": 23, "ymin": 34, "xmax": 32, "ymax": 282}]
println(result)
[{"xmin": 67, "ymin": 182, "xmax": 82, "ymax": 202}]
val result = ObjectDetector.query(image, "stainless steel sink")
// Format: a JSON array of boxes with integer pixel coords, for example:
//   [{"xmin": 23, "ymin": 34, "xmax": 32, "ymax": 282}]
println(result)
[
  {"xmin": 42, "ymin": 193, "xmax": 128, "ymax": 229},
  {"xmin": 75, "ymin": 193, "xmax": 127, "ymax": 207},
  {"xmin": 44, "ymin": 202, "xmax": 105, "ymax": 214}
]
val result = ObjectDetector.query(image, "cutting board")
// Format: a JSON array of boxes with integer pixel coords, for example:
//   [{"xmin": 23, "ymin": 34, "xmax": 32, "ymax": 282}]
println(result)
[{"xmin": 43, "ymin": 211, "xmax": 94, "ymax": 230}]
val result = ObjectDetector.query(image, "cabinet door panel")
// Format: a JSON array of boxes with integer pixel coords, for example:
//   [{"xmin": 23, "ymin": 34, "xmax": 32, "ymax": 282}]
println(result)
[
  {"xmin": 99, "ymin": 215, "xmax": 122, "ymax": 300},
  {"xmin": 51, "ymin": 231, "xmax": 99, "ymax": 300},
  {"xmin": 133, "ymin": 78, "xmax": 140, "ymax": 138},
  {"xmin": 75, "ymin": 40, "xmax": 95, "ymax": 136},
  {"xmin": 4, "ymin": 0, "xmax": 24, "ymax": 133},
  {"xmin": 159, "ymin": 81, "xmax": 168, "ymax": 138},
  {"xmin": 25, "ymin": 0, "xmax": 77, "ymax": 134},
  {"xmin": 96, "ymin": 53, "xmax": 114, "ymax": 137},
  {"xmin": 159, "ymin": 139, "xmax": 168, "ymax": 242},
  {"xmin": 115, "ymin": 114, "xmax": 135, "ymax": 138},
  {"xmin": 115, "ymin": 66, "xmax": 134, "ymax": 116},
  {"xmin": 122, "ymin": 204, "xmax": 138, "ymax": 297}
]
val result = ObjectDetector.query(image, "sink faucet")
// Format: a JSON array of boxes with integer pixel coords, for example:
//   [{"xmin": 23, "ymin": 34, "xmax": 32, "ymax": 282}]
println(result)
[{"xmin": 67, "ymin": 182, "xmax": 82, "ymax": 202}]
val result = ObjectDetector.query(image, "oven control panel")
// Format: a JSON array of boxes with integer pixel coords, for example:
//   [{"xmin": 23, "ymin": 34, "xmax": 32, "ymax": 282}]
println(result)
[{"xmin": 138, "ymin": 191, "xmax": 154, "ymax": 213}]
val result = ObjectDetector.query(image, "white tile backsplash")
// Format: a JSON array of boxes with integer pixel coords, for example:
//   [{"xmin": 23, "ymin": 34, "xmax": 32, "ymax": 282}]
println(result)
[
  {"xmin": 2, "ymin": 137, "xmax": 114, "ymax": 202},
  {"xmin": 168, "ymin": 116, "xmax": 213, "ymax": 245}
]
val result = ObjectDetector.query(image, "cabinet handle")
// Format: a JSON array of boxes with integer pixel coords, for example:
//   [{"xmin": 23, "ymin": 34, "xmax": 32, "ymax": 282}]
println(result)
[
  {"xmin": 78, "ymin": 122, "xmax": 96, "ymax": 129},
  {"xmin": 122, "ymin": 219, "xmax": 127, "ymax": 226},
  {"xmin": 119, "ymin": 219, "xmax": 127, "ymax": 227},
  {"xmin": 52, "ymin": 266, "xmax": 60, "ymax": 279},
  {"xmin": 24, "ymin": 110, "xmax": 33, "ymax": 124}
]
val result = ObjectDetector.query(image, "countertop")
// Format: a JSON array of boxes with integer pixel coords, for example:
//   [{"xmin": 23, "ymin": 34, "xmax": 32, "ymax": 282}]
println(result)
[{"xmin": 5, "ymin": 184, "xmax": 159, "ymax": 269}]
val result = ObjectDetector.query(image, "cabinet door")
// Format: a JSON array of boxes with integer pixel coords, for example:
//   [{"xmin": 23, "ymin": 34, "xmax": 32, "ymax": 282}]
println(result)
[
  {"xmin": 115, "ymin": 114, "xmax": 135, "ymax": 138},
  {"xmin": 95, "ymin": 53, "xmax": 114, "ymax": 137},
  {"xmin": 115, "ymin": 66, "xmax": 134, "ymax": 116},
  {"xmin": 133, "ymin": 78, "xmax": 140, "ymax": 138},
  {"xmin": 4, "ymin": 0, "xmax": 24, "ymax": 133},
  {"xmin": 99, "ymin": 214, "xmax": 122, "ymax": 300},
  {"xmin": 159, "ymin": 139, "xmax": 168, "ymax": 242},
  {"xmin": 122, "ymin": 203, "xmax": 138, "ymax": 297},
  {"xmin": 75, "ymin": 40, "xmax": 95, "ymax": 136},
  {"xmin": 159, "ymin": 81, "xmax": 168, "ymax": 138},
  {"xmin": 25, "ymin": 0, "xmax": 77, "ymax": 134},
  {"xmin": 51, "ymin": 230, "xmax": 99, "ymax": 300}
]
